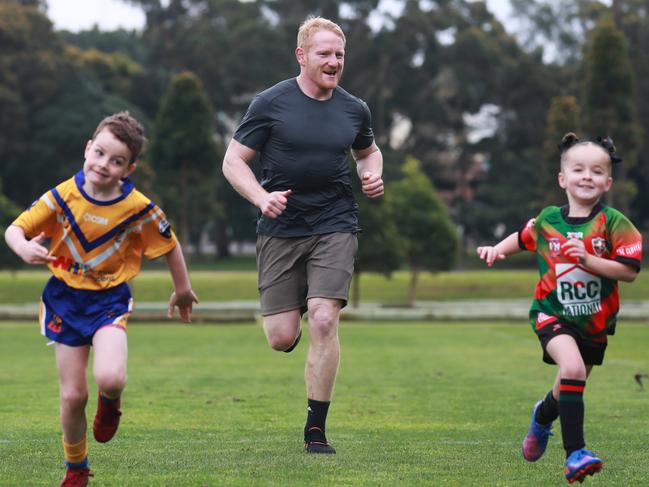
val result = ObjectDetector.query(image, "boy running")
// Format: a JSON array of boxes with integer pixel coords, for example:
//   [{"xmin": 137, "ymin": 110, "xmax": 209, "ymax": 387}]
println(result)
[{"xmin": 5, "ymin": 111, "xmax": 198, "ymax": 487}]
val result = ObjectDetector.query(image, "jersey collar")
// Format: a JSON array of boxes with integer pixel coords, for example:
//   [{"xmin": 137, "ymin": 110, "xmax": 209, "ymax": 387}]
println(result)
[{"xmin": 74, "ymin": 170, "xmax": 135, "ymax": 206}]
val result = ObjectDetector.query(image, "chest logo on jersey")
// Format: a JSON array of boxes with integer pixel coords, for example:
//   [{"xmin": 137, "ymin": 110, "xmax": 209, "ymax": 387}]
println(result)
[
  {"xmin": 83, "ymin": 212, "xmax": 109, "ymax": 225},
  {"xmin": 548, "ymin": 238, "xmax": 561, "ymax": 256},
  {"xmin": 566, "ymin": 231, "xmax": 583, "ymax": 240},
  {"xmin": 556, "ymin": 263, "xmax": 601, "ymax": 316},
  {"xmin": 591, "ymin": 237, "xmax": 606, "ymax": 257}
]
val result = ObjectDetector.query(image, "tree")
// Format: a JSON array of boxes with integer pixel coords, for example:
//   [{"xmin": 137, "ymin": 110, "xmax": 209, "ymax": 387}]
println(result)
[
  {"xmin": 387, "ymin": 157, "xmax": 459, "ymax": 307},
  {"xmin": 0, "ymin": 181, "xmax": 22, "ymax": 270},
  {"xmin": 581, "ymin": 15, "xmax": 641, "ymax": 213},
  {"xmin": 542, "ymin": 96, "xmax": 581, "ymax": 206},
  {"xmin": 148, "ymin": 71, "xmax": 222, "ymax": 253},
  {"xmin": 352, "ymin": 197, "xmax": 405, "ymax": 308}
]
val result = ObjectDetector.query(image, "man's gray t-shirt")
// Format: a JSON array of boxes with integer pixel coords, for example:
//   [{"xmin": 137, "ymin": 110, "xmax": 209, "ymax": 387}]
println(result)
[{"xmin": 233, "ymin": 78, "xmax": 375, "ymax": 237}]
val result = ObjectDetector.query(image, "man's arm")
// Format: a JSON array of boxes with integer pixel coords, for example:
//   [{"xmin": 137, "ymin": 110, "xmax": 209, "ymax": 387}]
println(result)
[
  {"xmin": 222, "ymin": 138, "xmax": 291, "ymax": 219},
  {"xmin": 352, "ymin": 142, "xmax": 383, "ymax": 199}
]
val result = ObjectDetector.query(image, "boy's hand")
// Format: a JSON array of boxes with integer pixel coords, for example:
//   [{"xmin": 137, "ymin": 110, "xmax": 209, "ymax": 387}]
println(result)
[
  {"xmin": 18, "ymin": 232, "xmax": 55, "ymax": 265},
  {"xmin": 167, "ymin": 289, "xmax": 199, "ymax": 323},
  {"xmin": 476, "ymin": 245, "xmax": 506, "ymax": 267}
]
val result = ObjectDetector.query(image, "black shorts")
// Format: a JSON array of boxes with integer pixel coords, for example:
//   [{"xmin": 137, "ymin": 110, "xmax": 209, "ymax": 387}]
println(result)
[{"xmin": 537, "ymin": 322, "xmax": 607, "ymax": 365}]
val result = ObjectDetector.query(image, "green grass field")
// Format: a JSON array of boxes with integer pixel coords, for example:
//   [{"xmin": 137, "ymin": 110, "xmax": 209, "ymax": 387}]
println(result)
[
  {"xmin": 2, "ymin": 269, "xmax": 649, "ymax": 304},
  {"xmin": 1, "ymin": 321, "xmax": 648, "ymax": 486}
]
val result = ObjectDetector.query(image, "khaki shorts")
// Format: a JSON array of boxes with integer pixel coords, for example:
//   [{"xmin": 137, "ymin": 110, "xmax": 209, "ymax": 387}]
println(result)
[{"xmin": 256, "ymin": 232, "xmax": 358, "ymax": 316}]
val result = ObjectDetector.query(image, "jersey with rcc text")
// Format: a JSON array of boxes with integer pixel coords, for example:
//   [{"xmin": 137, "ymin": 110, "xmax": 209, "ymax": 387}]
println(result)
[
  {"xmin": 518, "ymin": 204, "xmax": 642, "ymax": 341},
  {"xmin": 234, "ymin": 78, "xmax": 375, "ymax": 237}
]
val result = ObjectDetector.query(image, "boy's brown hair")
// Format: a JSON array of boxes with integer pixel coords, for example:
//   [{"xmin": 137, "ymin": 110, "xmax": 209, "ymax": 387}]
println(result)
[{"xmin": 92, "ymin": 111, "xmax": 147, "ymax": 163}]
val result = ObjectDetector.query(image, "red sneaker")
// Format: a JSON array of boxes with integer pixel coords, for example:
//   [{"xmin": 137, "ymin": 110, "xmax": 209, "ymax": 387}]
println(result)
[
  {"xmin": 60, "ymin": 467, "xmax": 93, "ymax": 487},
  {"xmin": 92, "ymin": 394, "xmax": 122, "ymax": 443}
]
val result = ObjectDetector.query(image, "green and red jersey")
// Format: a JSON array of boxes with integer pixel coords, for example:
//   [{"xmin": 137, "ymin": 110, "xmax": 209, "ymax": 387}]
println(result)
[{"xmin": 518, "ymin": 203, "xmax": 642, "ymax": 342}]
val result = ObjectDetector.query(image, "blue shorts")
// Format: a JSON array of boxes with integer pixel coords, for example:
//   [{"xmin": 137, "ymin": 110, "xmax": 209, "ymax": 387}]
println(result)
[{"xmin": 39, "ymin": 277, "xmax": 132, "ymax": 347}]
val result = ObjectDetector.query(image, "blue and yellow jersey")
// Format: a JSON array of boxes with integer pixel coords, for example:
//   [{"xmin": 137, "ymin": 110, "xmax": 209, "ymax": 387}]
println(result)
[{"xmin": 12, "ymin": 171, "xmax": 177, "ymax": 291}]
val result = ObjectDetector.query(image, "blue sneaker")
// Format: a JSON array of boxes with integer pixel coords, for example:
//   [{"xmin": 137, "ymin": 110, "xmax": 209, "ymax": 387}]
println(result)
[
  {"xmin": 564, "ymin": 448, "xmax": 602, "ymax": 483},
  {"xmin": 522, "ymin": 400, "xmax": 553, "ymax": 461}
]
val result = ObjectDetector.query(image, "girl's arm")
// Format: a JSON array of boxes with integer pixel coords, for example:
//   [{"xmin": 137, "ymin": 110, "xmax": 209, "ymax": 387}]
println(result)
[
  {"xmin": 164, "ymin": 244, "xmax": 199, "ymax": 323},
  {"xmin": 563, "ymin": 239, "xmax": 638, "ymax": 282},
  {"xmin": 476, "ymin": 232, "xmax": 522, "ymax": 267}
]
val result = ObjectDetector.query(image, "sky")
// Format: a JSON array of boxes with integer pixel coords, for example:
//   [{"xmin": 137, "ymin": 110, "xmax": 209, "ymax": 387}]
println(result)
[{"xmin": 46, "ymin": 0, "xmax": 512, "ymax": 32}]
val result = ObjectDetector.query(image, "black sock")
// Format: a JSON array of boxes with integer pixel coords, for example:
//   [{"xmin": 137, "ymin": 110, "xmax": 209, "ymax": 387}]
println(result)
[
  {"xmin": 559, "ymin": 379, "xmax": 586, "ymax": 456},
  {"xmin": 536, "ymin": 390, "xmax": 559, "ymax": 425},
  {"xmin": 304, "ymin": 399, "xmax": 330, "ymax": 440}
]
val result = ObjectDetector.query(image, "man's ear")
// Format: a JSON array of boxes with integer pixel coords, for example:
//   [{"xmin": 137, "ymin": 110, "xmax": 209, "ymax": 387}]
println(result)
[{"xmin": 295, "ymin": 46, "xmax": 305, "ymax": 66}]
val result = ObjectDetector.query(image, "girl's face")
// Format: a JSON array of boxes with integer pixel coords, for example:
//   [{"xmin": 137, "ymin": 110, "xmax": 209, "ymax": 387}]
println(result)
[{"xmin": 559, "ymin": 144, "xmax": 612, "ymax": 207}]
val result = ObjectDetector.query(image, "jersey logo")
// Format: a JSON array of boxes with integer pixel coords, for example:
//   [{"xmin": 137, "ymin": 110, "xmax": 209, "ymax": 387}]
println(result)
[
  {"xmin": 548, "ymin": 238, "xmax": 561, "ymax": 256},
  {"xmin": 83, "ymin": 212, "xmax": 109, "ymax": 225},
  {"xmin": 47, "ymin": 314, "xmax": 62, "ymax": 334},
  {"xmin": 566, "ymin": 231, "xmax": 583, "ymax": 240},
  {"xmin": 591, "ymin": 237, "xmax": 606, "ymax": 257},
  {"xmin": 556, "ymin": 263, "xmax": 601, "ymax": 316},
  {"xmin": 159, "ymin": 219, "xmax": 171, "ymax": 238}
]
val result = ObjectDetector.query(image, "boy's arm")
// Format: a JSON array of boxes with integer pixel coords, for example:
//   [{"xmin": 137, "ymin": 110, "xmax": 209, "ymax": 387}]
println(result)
[
  {"xmin": 476, "ymin": 232, "xmax": 522, "ymax": 267},
  {"xmin": 4, "ymin": 225, "xmax": 55, "ymax": 265},
  {"xmin": 562, "ymin": 239, "xmax": 638, "ymax": 282},
  {"xmin": 164, "ymin": 244, "xmax": 198, "ymax": 323}
]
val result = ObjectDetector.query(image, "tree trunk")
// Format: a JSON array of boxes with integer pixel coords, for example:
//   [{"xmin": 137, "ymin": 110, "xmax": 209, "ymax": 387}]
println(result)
[
  {"xmin": 179, "ymin": 161, "xmax": 190, "ymax": 249},
  {"xmin": 408, "ymin": 266, "xmax": 419, "ymax": 308},
  {"xmin": 215, "ymin": 220, "xmax": 231, "ymax": 259},
  {"xmin": 352, "ymin": 269, "xmax": 360, "ymax": 308}
]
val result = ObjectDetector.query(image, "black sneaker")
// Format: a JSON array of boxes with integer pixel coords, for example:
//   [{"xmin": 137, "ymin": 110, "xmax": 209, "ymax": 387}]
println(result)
[
  {"xmin": 304, "ymin": 426, "xmax": 336, "ymax": 454},
  {"xmin": 283, "ymin": 329, "xmax": 302, "ymax": 353}
]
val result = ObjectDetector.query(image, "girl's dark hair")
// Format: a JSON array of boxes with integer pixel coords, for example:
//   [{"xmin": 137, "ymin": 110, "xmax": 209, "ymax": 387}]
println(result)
[{"xmin": 558, "ymin": 132, "xmax": 622, "ymax": 164}]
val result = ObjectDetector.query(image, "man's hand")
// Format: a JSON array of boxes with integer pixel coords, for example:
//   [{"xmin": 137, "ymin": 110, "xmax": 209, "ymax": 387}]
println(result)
[
  {"xmin": 17, "ymin": 232, "xmax": 55, "ymax": 265},
  {"xmin": 259, "ymin": 190, "xmax": 292, "ymax": 219},
  {"xmin": 167, "ymin": 289, "xmax": 199, "ymax": 323},
  {"xmin": 361, "ymin": 172, "xmax": 384, "ymax": 199}
]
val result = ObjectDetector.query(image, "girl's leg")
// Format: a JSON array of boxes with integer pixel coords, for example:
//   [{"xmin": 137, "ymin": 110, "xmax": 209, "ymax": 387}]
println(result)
[
  {"xmin": 55, "ymin": 343, "xmax": 91, "ymax": 467},
  {"xmin": 91, "ymin": 326, "xmax": 128, "ymax": 442}
]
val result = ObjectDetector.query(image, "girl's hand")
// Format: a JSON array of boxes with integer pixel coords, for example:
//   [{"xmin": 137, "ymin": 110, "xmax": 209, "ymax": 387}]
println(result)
[
  {"xmin": 476, "ymin": 246, "xmax": 506, "ymax": 267},
  {"xmin": 562, "ymin": 238, "xmax": 588, "ymax": 264}
]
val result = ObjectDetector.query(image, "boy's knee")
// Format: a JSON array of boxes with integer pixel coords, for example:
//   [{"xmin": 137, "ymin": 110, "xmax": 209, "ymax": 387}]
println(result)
[
  {"xmin": 95, "ymin": 371, "xmax": 127, "ymax": 396},
  {"xmin": 61, "ymin": 388, "xmax": 88, "ymax": 409}
]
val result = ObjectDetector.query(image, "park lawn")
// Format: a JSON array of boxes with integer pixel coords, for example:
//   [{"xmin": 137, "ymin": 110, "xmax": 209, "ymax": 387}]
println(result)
[
  {"xmin": 1, "ymin": 321, "xmax": 648, "ymax": 486},
  {"xmin": 1, "ymin": 269, "xmax": 648, "ymax": 304}
]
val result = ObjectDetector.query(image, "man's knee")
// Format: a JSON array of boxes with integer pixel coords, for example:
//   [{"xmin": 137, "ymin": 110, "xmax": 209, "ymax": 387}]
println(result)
[
  {"xmin": 266, "ymin": 329, "xmax": 299, "ymax": 351},
  {"xmin": 308, "ymin": 305, "xmax": 338, "ymax": 340},
  {"xmin": 263, "ymin": 313, "xmax": 301, "ymax": 351}
]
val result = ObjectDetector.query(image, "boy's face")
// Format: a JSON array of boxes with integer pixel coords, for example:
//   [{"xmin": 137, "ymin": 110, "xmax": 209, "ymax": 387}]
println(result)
[
  {"xmin": 559, "ymin": 144, "xmax": 612, "ymax": 207},
  {"xmin": 83, "ymin": 128, "xmax": 135, "ymax": 192}
]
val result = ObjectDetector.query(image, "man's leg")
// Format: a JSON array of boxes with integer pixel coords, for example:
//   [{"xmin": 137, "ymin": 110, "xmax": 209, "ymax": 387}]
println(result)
[
  {"xmin": 55, "ymin": 343, "xmax": 92, "ymax": 477},
  {"xmin": 262, "ymin": 310, "xmax": 302, "ymax": 352},
  {"xmin": 92, "ymin": 326, "xmax": 128, "ymax": 443},
  {"xmin": 303, "ymin": 297, "xmax": 341, "ymax": 454}
]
